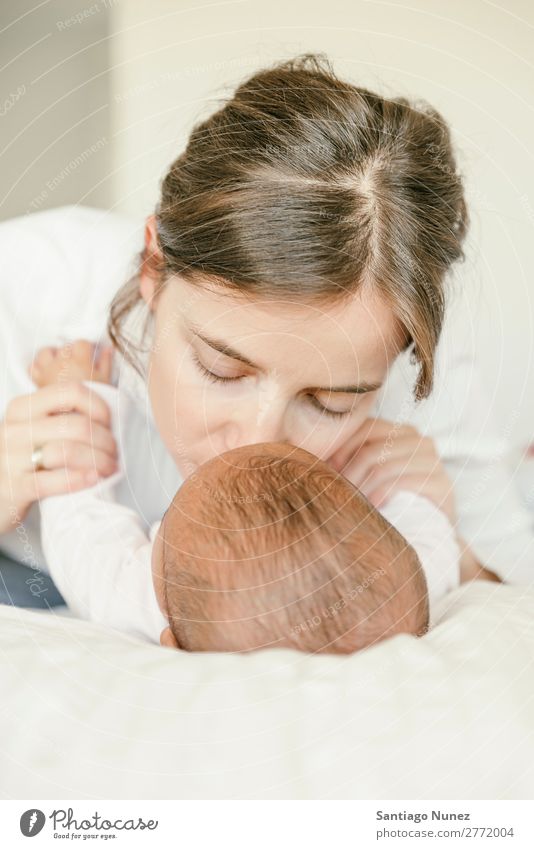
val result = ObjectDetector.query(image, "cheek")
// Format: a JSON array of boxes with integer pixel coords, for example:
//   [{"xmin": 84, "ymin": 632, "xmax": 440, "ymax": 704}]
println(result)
[
  {"xmin": 146, "ymin": 345, "xmax": 223, "ymax": 467},
  {"xmin": 351, "ymin": 392, "xmax": 377, "ymax": 424}
]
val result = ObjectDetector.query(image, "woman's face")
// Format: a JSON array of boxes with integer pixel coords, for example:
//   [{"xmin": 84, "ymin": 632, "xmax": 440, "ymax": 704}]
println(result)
[{"xmin": 140, "ymin": 270, "xmax": 404, "ymax": 479}]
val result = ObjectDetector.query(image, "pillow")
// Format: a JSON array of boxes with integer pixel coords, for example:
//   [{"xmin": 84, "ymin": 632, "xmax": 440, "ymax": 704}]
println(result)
[{"xmin": 1, "ymin": 582, "xmax": 533, "ymax": 799}]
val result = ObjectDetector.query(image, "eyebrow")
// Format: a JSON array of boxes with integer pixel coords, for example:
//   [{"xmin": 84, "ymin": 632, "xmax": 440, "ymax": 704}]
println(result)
[{"xmin": 186, "ymin": 319, "xmax": 383, "ymax": 395}]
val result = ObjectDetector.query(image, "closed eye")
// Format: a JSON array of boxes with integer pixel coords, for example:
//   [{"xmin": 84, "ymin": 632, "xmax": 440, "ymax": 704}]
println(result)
[
  {"xmin": 191, "ymin": 352, "xmax": 355, "ymax": 419},
  {"xmin": 191, "ymin": 351, "xmax": 240, "ymax": 385}
]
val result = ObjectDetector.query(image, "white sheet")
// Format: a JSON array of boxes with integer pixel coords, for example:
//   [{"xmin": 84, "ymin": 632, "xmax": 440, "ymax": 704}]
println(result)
[{"xmin": 0, "ymin": 581, "xmax": 533, "ymax": 799}]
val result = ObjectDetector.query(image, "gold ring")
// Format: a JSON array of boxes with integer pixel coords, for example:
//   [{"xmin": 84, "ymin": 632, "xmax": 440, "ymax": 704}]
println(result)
[{"xmin": 31, "ymin": 445, "xmax": 45, "ymax": 472}]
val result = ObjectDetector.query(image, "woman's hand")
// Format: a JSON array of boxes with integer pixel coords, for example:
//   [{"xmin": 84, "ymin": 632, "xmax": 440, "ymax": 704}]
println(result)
[
  {"xmin": 0, "ymin": 381, "xmax": 118, "ymax": 534},
  {"xmin": 327, "ymin": 417, "xmax": 456, "ymax": 523}
]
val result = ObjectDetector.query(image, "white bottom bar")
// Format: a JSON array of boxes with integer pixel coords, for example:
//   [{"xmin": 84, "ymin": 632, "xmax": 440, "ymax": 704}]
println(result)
[{"xmin": 1, "ymin": 799, "xmax": 533, "ymax": 848}]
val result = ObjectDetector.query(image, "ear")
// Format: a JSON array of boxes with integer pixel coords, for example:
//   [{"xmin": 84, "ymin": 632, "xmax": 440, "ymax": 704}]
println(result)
[
  {"xmin": 139, "ymin": 214, "xmax": 161, "ymax": 311},
  {"xmin": 160, "ymin": 626, "xmax": 180, "ymax": 649}
]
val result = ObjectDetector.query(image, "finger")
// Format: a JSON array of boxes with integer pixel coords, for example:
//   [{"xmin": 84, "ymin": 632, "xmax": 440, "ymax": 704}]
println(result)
[
  {"xmin": 351, "ymin": 417, "xmax": 416, "ymax": 445},
  {"xmin": 71, "ymin": 339, "xmax": 96, "ymax": 361},
  {"xmin": 328, "ymin": 418, "xmax": 408, "ymax": 470},
  {"xmin": 22, "ymin": 467, "xmax": 100, "ymax": 503},
  {"xmin": 34, "ymin": 346, "xmax": 58, "ymax": 367},
  {"xmin": 5, "ymin": 381, "xmax": 112, "ymax": 427},
  {"xmin": 30, "ymin": 440, "xmax": 118, "ymax": 476},
  {"xmin": 327, "ymin": 419, "xmax": 375, "ymax": 471},
  {"xmin": 10, "ymin": 415, "xmax": 118, "ymax": 462},
  {"xmin": 339, "ymin": 439, "xmax": 428, "ymax": 487},
  {"xmin": 28, "ymin": 347, "xmax": 58, "ymax": 386},
  {"xmin": 365, "ymin": 474, "xmax": 454, "ymax": 513},
  {"xmin": 70, "ymin": 340, "xmax": 101, "ymax": 378},
  {"xmin": 364, "ymin": 475, "xmax": 428, "ymax": 509},
  {"xmin": 28, "ymin": 359, "xmax": 43, "ymax": 386},
  {"xmin": 95, "ymin": 345, "xmax": 114, "ymax": 383},
  {"xmin": 350, "ymin": 456, "xmax": 429, "ymax": 491}
]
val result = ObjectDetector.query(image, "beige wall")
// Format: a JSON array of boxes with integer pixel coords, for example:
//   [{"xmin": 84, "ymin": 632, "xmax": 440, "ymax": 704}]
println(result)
[{"xmin": 0, "ymin": 0, "xmax": 113, "ymax": 220}]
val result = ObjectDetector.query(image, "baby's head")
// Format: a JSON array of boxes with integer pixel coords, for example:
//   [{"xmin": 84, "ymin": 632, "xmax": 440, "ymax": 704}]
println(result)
[{"xmin": 151, "ymin": 442, "xmax": 429, "ymax": 654}]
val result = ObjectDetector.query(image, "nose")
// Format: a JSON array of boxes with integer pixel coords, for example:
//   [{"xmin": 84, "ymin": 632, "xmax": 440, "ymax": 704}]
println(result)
[{"xmin": 222, "ymin": 394, "xmax": 290, "ymax": 452}]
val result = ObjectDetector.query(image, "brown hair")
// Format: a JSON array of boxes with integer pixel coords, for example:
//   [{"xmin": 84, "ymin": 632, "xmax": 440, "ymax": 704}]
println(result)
[
  {"xmin": 109, "ymin": 53, "xmax": 468, "ymax": 400},
  {"xmin": 161, "ymin": 448, "xmax": 429, "ymax": 654}
]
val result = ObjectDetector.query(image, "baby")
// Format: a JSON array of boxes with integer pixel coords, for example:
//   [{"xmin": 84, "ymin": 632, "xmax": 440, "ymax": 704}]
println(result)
[
  {"xmin": 32, "ymin": 341, "xmax": 458, "ymax": 654},
  {"xmin": 151, "ymin": 441, "xmax": 429, "ymax": 653}
]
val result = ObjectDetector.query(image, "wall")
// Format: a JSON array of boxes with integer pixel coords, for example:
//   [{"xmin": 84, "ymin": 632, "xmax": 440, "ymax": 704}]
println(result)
[{"xmin": 0, "ymin": 0, "xmax": 113, "ymax": 220}]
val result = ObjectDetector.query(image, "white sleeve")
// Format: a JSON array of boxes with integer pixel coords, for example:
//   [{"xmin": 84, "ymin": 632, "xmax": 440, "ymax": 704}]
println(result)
[
  {"xmin": 378, "ymin": 296, "xmax": 534, "ymax": 587},
  {"xmin": 426, "ymin": 348, "xmax": 534, "ymax": 587},
  {"xmin": 380, "ymin": 490, "xmax": 460, "ymax": 625},
  {"xmin": 0, "ymin": 205, "xmax": 142, "ymax": 384},
  {"xmin": 0, "ymin": 205, "xmax": 143, "ymax": 563},
  {"xmin": 39, "ymin": 381, "xmax": 167, "ymax": 643}
]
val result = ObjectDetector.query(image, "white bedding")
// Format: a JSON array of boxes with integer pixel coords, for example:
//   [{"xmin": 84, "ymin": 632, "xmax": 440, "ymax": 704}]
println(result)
[{"xmin": 0, "ymin": 582, "xmax": 533, "ymax": 799}]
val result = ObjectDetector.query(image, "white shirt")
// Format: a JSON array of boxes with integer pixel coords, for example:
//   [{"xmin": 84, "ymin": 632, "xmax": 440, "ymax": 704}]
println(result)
[
  {"xmin": 1, "ymin": 204, "xmax": 533, "ymax": 585},
  {"xmin": 39, "ymin": 381, "xmax": 460, "ymax": 641}
]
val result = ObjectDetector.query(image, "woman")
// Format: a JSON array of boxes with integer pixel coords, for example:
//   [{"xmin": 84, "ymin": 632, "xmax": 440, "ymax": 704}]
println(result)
[{"xmin": 0, "ymin": 54, "xmax": 531, "ymax": 599}]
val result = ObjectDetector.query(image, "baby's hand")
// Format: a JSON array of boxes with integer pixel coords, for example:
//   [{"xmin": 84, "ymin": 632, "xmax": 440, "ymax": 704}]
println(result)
[{"xmin": 29, "ymin": 340, "xmax": 114, "ymax": 388}]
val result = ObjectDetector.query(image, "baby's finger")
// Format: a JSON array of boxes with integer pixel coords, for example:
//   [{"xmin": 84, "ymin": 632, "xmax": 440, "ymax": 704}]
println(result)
[
  {"xmin": 356, "ymin": 457, "xmax": 433, "ymax": 495},
  {"xmin": 28, "ymin": 359, "xmax": 41, "ymax": 384},
  {"xmin": 34, "ymin": 346, "xmax": 58, "ymax": 367},
  {"xmin": 95, "ymin": 345, "xmax": 114, "ymax": 383},
  {"xmin": 327, "ymin": 418, "xmax": 389, "ymax": 471},
  {"xmin": 363, "ymin": 474, "xmax": 427, "ymax": 509},
  {"xmin": 71, "ymin": 339, "xmax": 97, "ymax": 361},
  {"xmin": 28, "ymin": 347, "xmax": 57, "ymax": 383}
]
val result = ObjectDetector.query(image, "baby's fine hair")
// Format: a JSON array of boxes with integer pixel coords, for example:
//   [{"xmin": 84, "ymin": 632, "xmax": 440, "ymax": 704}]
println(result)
[{"xmin": 161, "ymin": 447, "xmax": 429, "ymax": 654}]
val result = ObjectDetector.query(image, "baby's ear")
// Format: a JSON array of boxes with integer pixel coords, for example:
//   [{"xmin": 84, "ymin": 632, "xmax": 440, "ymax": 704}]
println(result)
[{"xmin": 160, "ymin": 626, "xmax": 179, "ymax": 650}]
